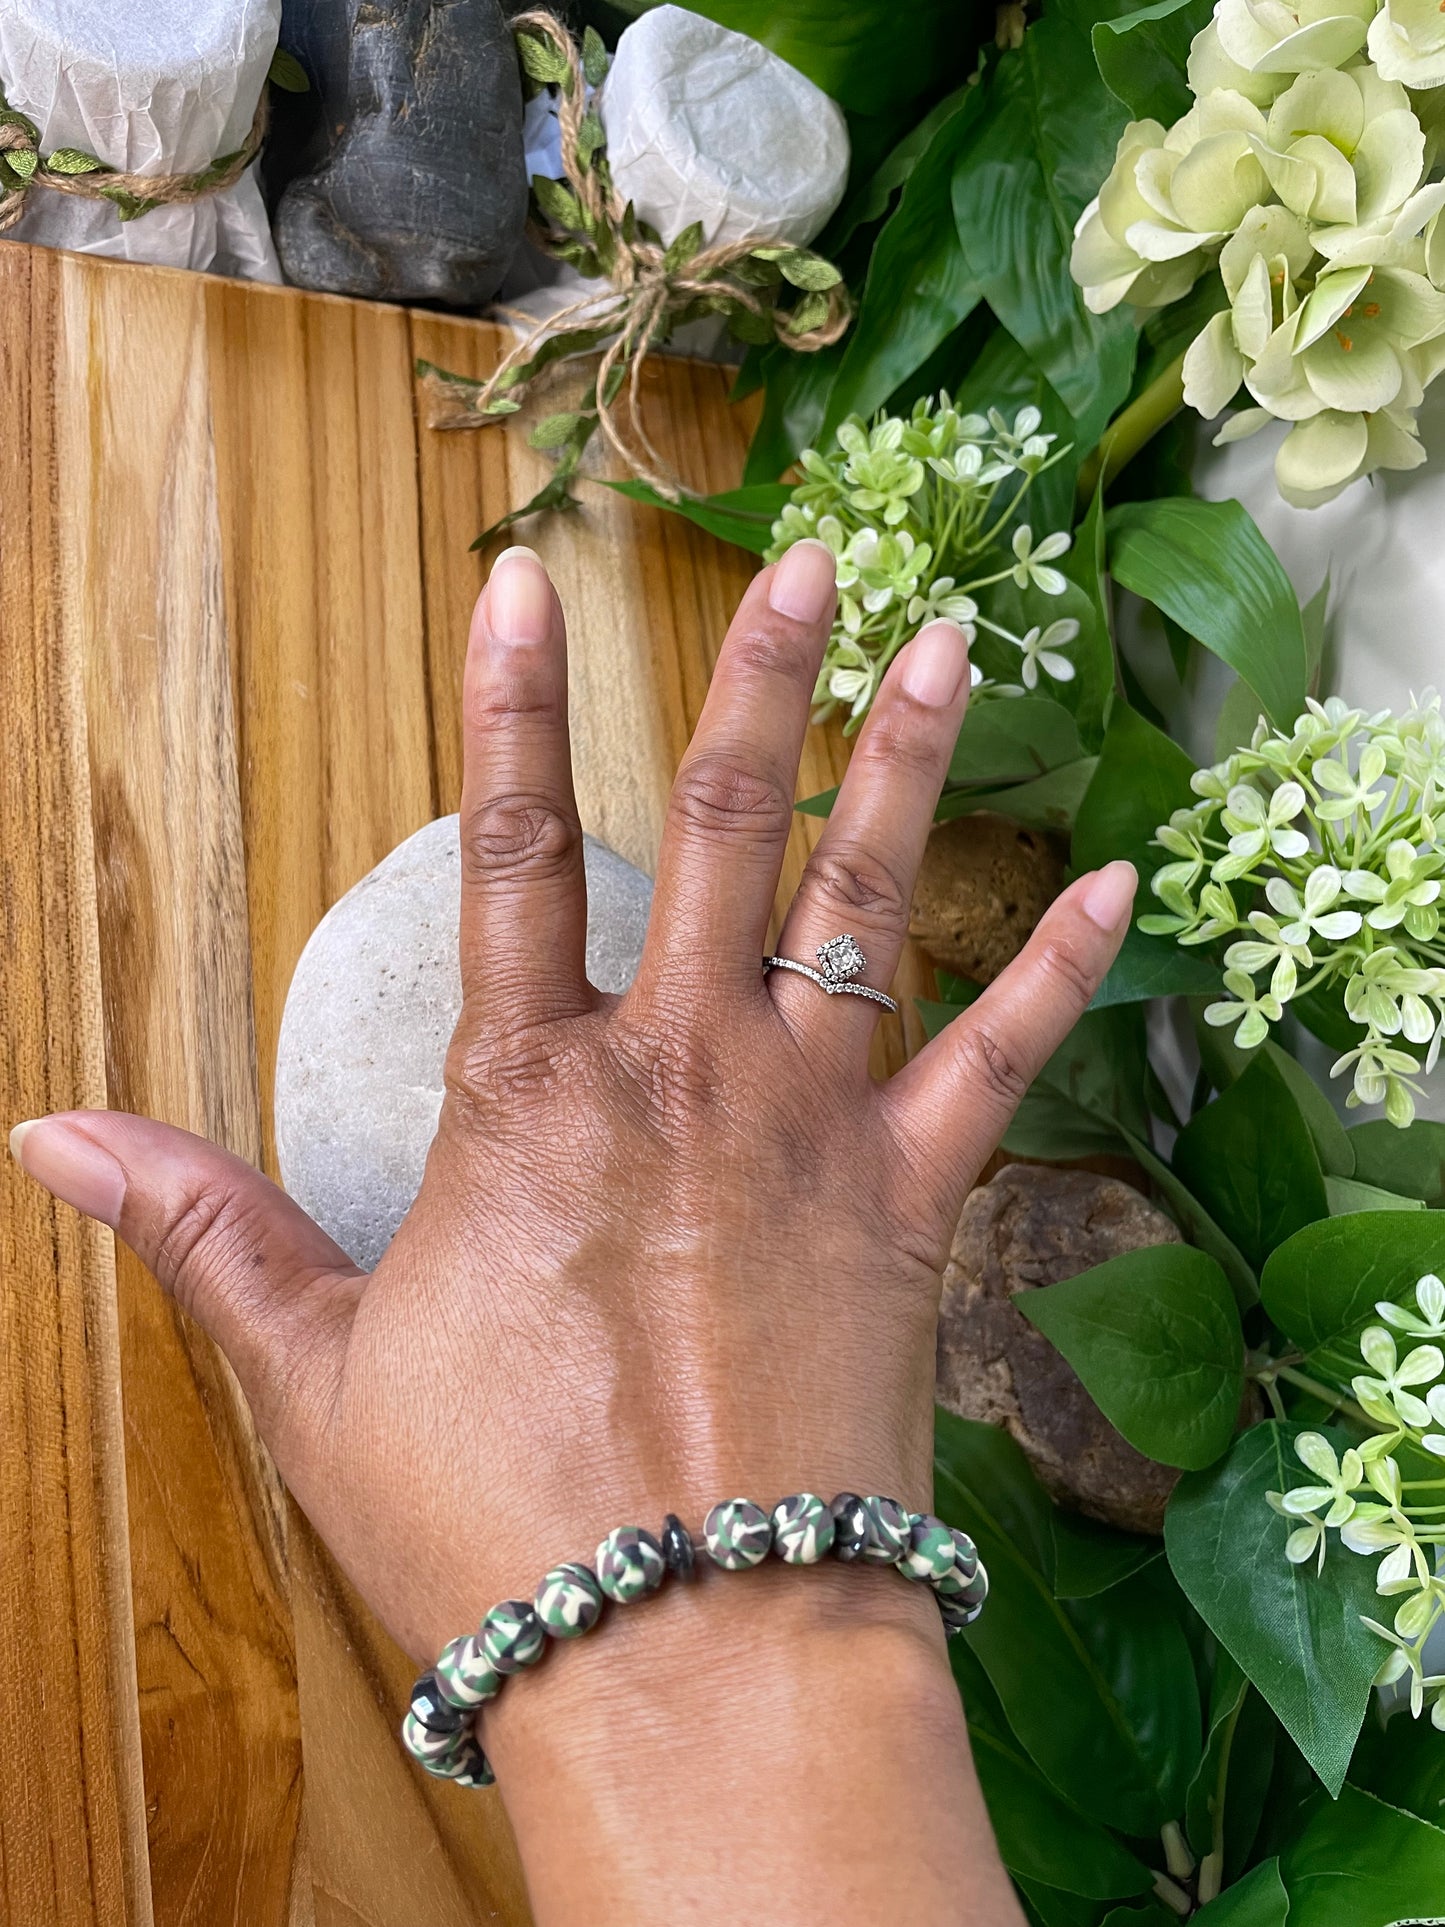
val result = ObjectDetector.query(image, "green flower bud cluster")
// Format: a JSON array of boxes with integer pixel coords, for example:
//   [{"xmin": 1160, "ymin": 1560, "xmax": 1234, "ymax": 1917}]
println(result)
[
  {"xmin": 1269, "ymin": 1273, "xmax": 1445, "ymax": 1728},
  {"xmin": 1071, "ymin": 0, "xmax": 1445, "ymax": 506},
  {"xmin": 1142, "ymin": 692, "xmax": 1445, "ymax": 1125},
  {"xmin": 764, "ymin": 396, "xmax": 1076, "ymax": 729}
]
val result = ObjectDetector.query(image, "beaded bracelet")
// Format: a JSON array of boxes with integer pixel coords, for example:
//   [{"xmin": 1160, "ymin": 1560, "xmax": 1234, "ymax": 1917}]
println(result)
[{"xmin": 401, "ymin": 1491, "xmax": 990, "ymax": 1789}]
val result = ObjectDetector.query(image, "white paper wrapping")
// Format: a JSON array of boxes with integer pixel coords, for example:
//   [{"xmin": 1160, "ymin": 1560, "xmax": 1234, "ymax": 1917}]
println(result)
[
  {"xmin": 599, "ymin": 6, "xmax": 849, "ymax": 250},
  {"xmin": 0, "ymin": 0, "xmax": 280, "ymax": 280}
]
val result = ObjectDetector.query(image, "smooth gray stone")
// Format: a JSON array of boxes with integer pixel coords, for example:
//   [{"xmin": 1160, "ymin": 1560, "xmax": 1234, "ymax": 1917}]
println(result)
[
  {"xmin": 274, "ymin": 814, "xmax": 652, "ymax": 1268},
  {"xmin": 272, "ymin": 0, "xmax": 527, "ymax": 305}
]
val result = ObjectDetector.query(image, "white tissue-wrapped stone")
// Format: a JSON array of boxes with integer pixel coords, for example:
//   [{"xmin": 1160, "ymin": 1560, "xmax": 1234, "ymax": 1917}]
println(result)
[
  {"xmin": 273, "ymin": 815, "xmax": 654, "ymax": 1269},
  {"xmin": 0, "ymin": 0, "xmax": 280, "ymax": 279},
  {"xmin": 600, "ymin": 6, "xmax": 849, "ymax": 250}
]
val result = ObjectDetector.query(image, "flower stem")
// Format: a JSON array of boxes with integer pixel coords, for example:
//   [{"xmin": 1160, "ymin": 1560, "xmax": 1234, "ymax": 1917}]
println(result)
[
  {"xmin": 1076, "ymin": 351, "xmax": 1187, "ymax": 506},
  {"xmin": 1254, "ymin": 1362, "xmax": 1370, "ymax": 1426}
]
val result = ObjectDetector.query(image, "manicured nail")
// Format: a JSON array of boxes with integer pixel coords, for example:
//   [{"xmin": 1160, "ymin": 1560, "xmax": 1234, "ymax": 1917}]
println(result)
[
  {"xmin": 488, "ymin": 546, "xmax": 552, "ymax": 645},
  {"xmin": 769, "ymin": 538, "xmax": 837, "ymax": 624},
  {"xmin": 900, "ymin": 621, "xmax": 969, "ymax": 707},
  {"xmin": 1081, "ymin": 860, "xmax": 1138, "ymax": 931},
  {"xmin": 9, "ymin": 1117, "xmax": 126, "ymax": 1228}
]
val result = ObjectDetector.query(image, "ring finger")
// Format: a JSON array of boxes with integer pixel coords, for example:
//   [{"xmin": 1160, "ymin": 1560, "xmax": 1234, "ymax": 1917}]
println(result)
[{"xmin": 769, "ymin": 619, "xmax": 972, "ymax": 1046}]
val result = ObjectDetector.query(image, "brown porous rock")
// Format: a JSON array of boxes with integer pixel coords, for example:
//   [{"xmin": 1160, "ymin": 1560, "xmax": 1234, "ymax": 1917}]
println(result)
[
  {"xmin": 937, "ymin": 1163, "xmax": 1185, "ymax": 1535},
  {"xmin": 908, "ymin": 814, "xmax": 1066, "ymax": 985}
]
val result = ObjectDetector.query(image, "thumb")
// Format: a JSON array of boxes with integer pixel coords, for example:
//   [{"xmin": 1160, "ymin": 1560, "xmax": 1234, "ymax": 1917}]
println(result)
[{"xmin": 9, "ymin": 1110, "xmax": 362, "ymax": 1456}]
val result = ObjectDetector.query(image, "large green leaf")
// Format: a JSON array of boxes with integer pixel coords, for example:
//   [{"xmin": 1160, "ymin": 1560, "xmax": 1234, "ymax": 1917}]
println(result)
[
  {"xmin": 1107, "ymin": 498, "xmax": 1307, "ymax": 728},
  {"xmin": 1119, "ymin": 1128, "xmax": 1258, "ymax": 1309},
  {"xmin": 741, "ymin": 337, "xmax": 846, "ymax": 484},
  {"xmin": 1050, "ymin": 1510, "xmax": 1161, "ymax": 1598},
  {"xmin": 823, "ymin": 81, "xmax": 977, "ymax": 253},
  {"xmin": 1172, "ymin": 1054, "xmax": 1329, "ymax": 1276},
  {"xmin": 1072, "ymin": 702, "xmax": 1197, "ymax": 878},
  {"xmin": 935, "ymin": 758, "xmax": 1100, "ymax": 834},
  {"xmin": 1283, "ymin": 1784, "xmax": 1445, "ymax": 1925},
  {"xmin": 948, "ymin": 695, "xmax": 1084, "ymax": 787},
  {"xmin": 1165, "ymin": 1422, "xmax": 1384, "ymax": 1795},
  {"xmin": 1021, "ymin": 1245, "xmax": 1245, "ymax": 1469},
  {"xmin": 1092, "ymin": 0, "xmax": 1214, "ymax": 124},
  {"xmin": 1350, "ymin": 1704, "xmax": 1445, "ymax": 1828},
  {"xmin": 1259, "ymin": 1211, "xmax": 1445, "ymax": 1384},
  {"xmin": 948, "ymin": 6, "xmax": 1137, "ymax": 450},
  {"xmin": 599, "ymin": 479, "xmax": 791, "ymax": 552},
  {"xmin": 1184, "ymin": 1653, "xmax": 1277, "ymax": 1884},
  {"xmin": 936, "ymin": 1410, "xmax": 1198, "ymax": 1834},
  {"xmin": 612, "ymin": 0, "xmax": 975, "ymax": 114},
  {"xmin": 954, "ymin": 1645, "xmax": 1154, "ymax": 1901},
  {"xmin": 1193, "ymin": 1858, "xmax": 1289, "ymax": 1927},
  {"xmin": 1349, "ymin": 1118, "xmax": 1445, "ymax": 1207},
  {"xmin": 1057, "ymin": 480, "xmax": 1117, "ymax": 756}
]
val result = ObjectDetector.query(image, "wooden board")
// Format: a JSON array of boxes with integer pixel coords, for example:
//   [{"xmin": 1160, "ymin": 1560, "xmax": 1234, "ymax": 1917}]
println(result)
[{"xmin": 0, "ymin": 238, "xmax": 934, "ymax": 1927}]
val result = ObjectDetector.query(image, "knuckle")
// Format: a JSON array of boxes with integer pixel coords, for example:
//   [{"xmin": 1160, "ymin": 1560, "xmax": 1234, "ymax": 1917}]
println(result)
[
  {"xmin": 671, "ymin": 753, "xmax": 792, "ymax": 843},
  {"xmin": 1035, "ymin": 932, "xmax": 1098, "ymax": 1007},
  {"xmin": 956, "ymin": 1021, "xmax": 1030, "ymax": 1109},
  {"xmin": 857, "ymin": 710, "xmax": 942, "ymax": 782},
  {"xmin": 152, "ymin": 1184, "xmax": 256, "ymax": 1314},
  {"xmin": 725, "ymin": 623, "xmax": 814, "ymax": 684},
  {"xmin": 461, "ymin": 792, "xmax": 581, "ymax": 887},
  {"xmin": 801, "ymin": 841, "xmax": 909, "ymax": 924}
]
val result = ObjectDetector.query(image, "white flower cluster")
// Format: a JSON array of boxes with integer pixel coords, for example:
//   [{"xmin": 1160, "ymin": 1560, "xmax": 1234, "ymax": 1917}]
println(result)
[
  {"xmin": 1071, "ymin": 0, "xmax": 1445, "ymax": 505},
  {"xmin": 1268, "ymin": 1274, "xmax": 1445, "ymax": 1727},
  {"xmin": 1141, "ymin": 693, "xmax": 1445, "ymax": 1124},
  {"xmin": 765, "ymin": 398, "xmax": 1077, "ymax": 727}
]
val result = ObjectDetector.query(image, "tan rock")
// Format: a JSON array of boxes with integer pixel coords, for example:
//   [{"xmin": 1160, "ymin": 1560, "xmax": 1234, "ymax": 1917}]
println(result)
[
  {"xmin": 937, "ymin": 1164, "xmax": 1184, "ymax": 1535},
  {"xmin": 909, "ymin": 813, "xmax": 1065, "ymax": 985}
]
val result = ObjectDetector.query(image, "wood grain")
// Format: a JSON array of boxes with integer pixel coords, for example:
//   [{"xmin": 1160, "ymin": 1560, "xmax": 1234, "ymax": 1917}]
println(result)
[{"xmin": 0, "ymin": 243, "xmax": 151, "ymax": 1927}]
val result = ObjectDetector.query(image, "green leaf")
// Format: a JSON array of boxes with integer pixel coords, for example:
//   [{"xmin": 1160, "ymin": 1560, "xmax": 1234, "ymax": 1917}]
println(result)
[
  {"xmin": 823, "ymin": 81, "xmax": 976, "ymax": 253},
  {"xmin": 46, "ymin": 146, "xmax": 105, "ymax": 175},
  {"xmin": 1259, "ymin": 1211, "xmax": 1445, "ymax": 1381},
  {"xmin": 949, "ymin": 12, "xmax": 1138, "ymax": 451},
  {"xmin": 599, "ymin": 479, "xmax": 792, "ymax": 554},
  {"xmin": 1325, "ymin": 1175, "xmax": 1426, "ymax": 1214},
  {"xmin": 819, "ymin": 84, "xmax": 987, "ymax": 432},
  {"xmin": 785, "ymin": 289, "xmax": 833, "ymax": 336},
  {"xmin": 1118, "ymin": 1128, "xmax": 1259, "ymax": 1309},
  {"xmin": 994, "ymin": 1004, "xmax": 1152, "ymax": 1163},
  {"xmin": 1088, "ymin": 922, "xmax": 1221, "ymax": 1009},
  {"xmin": 953, "ymin": 1646, "xmax": 1154, "ymax": 1901},
  {"xmin": 935, "ymin": 758, "xmax": 1100, "ymax": 835},
  {"xmin": 469, "ymin": 468, "xmax": 583, "ymax": 549},
  {"xmin": 1282, "ymin": 1783, "xmax": 1445, "ymax": 1925},
  {"xmin": 4, "ymin": 145, "xmax": 36, "ymax": 180},
  {"xmin": 1165, "ymin": 1421, "xmax": 1385, "ymax": 1795},
  {"xmin": 517, "ymin": 30, "xmax": 570, "ymax": 87},
  {"xmin": 1092, "ymin": 0, "xmax": 1213, "ymax": 125},
  {"xmin": 528, "ymin": 412, "xmax": 584, "ymax": 450},
  {"xmin": 1050, "ymin": 1511, "xmax": 1161, "ymax": 1599},
  {"xmin": 1185, "ymin": 1653, "xmax": 1276, "ymax": 1879},
  {"xmin": 1019, "ymin": 1880, "xmax": 1105, "ymax": 1927},
  {"xmin": 1073, "ymin": 702, "xmax": 1197, "ymax": 879},
  {"xmin": 1349, "ymin": 1117, "xmax": 1445, "ymax": 1208},
  {"xmin": 1107, "ymin": 498, "xmax": 1307, "ymax": 729},
  {"xmin": 948, "ymin": 697, "xmax": 1084, "ymax": 788},
  {"xmin": 531, "ymin": 174, "xmax": 585, "ymax": 229},
  {"xmin": 1021, "ymin": 1245, "xmax": 1245, "ymax": 1469},
  {"xmin": 1100, "ymin": 1908, "xmax": 1174, "ymax": 1927},
  {"xmin": 1057, "ymin": 479, "xmax": 1116, "ymax": 756},
  {"xmin": 581, "ymin": 23, "xmax": 610, "ymax": 86},
  {"xmin": 267, "ymin": 45, "xmax": 310, "ymax": 92},
  {"xmin": 575, "ymin": 110, "xmax": 606, "ymax": 171},
  {"xmin": 1193, "ymin": 1857, "xmax": 1289, "ymax": 1926},
  {"xmin": 936, "ymin": 1411, "xmax": 1199, "ymax": 1835},
  {"xmin": 663, "ymin": 220, "xmax": 704, "ymax": 273},
  {"xmin": 1173, "ymin": 1054, "xmax": 1329, "ymax": 1276},
  {"xmin": 951, "ymin": 324, "xmax": 1081, "ymax": 536},
  {"xmin": 1350, "ymin": 1703, "xmax": 1445, "ymax": 1828},
  {"xmin": 1263, "ymin": 1043, "xmax": 1354, "ymax": 1180},
  {"xmin": 766, "ymin": 247, "xmax": 842, "ymax": 292}
]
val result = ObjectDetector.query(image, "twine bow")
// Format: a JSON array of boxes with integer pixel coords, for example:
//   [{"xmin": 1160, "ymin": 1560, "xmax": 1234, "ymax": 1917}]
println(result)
[
  {"xmin": 419, "ymin": 10, "xmax": 851, "ymax": 518},
  {"xmin": 0, "ymin": 75, "xmax": 270, "ymax": 234}
]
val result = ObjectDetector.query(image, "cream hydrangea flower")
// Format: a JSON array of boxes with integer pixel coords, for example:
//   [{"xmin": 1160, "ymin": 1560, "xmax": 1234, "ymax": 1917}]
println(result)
[
  {"xmin": 1215, "ymin": 0, "xmax": 1378, "ymax": 76},
  {"xmin": 1248, "ymin": 66, "xmax": 1424, "ymax": 229},
  {"xmin": 1368, "ymin": 0, "xmax": 1445, "ymax": 86}
]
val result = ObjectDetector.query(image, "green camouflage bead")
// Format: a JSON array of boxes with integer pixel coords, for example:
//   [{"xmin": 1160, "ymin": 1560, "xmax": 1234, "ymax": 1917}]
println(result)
[
  {"xmin": 420, "ymin": 1733, "xmax": 495, "ymax": 1787},
  {"xmin": 595, "ymin": 1526, "xmax": 666, "ymax": 1603},
  {"xmin": 959, "ymin": 1561, "xmax": 989, "ymax": 1611},
  {"xmin": 403, "ymin": 1708, "xmax": 468, "ymax": 1763},
  {"xmin": 860, "ymin": 1495, "xmax": 910, "ymax": 1566},
  {"xmin": 409, "ymin": 1670, "xmax": 466, "ymax": 1733},
  {"xmin": 481, "ymin": 1598, "xmax": 545, "ymax": 1674},
  {"xmin": 434, "ymin": 1633, "xmax": 502, "ymax": 1708},
  {"xmin": 949, "ymin": 1528, "xmax": 979, "ymax": 1581},
  {"xmin": 703, "ymin": 1497, "xmax": 773, "ymax": 1570},
  {"xmin": 899, "ymin": 1514, "xmax": 955, "ymax": 1584},
  {"xmin": 770, "ymin": 1493, "xmax": 834, "ymax": 1565},
  {"xmin": 534, "ymin": 1561, "xmax": 604, "ymax": 1639}
]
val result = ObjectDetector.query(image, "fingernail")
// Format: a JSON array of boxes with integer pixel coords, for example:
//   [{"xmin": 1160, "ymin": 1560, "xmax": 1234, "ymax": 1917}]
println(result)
[
  {"xmin": 9, "ymin": 1116, "xmax": 125, "ymax": 1228},
  {"xmin": 1081, "ymin": 860, "xmax": 1138, "ymax": 931},
  {"xmin": 488, "ymin": 546, "xmax": 552, "ymax": 645},
  {"xmin": 769, "ymin": 538, "xmax": 837, "ymax": 624},
  {"xmin": 900, "ymin": 621, "xmax": 969, "ymax": 707}
]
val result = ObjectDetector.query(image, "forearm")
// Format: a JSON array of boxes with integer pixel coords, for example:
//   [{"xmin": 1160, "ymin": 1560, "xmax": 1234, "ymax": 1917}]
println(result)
[{"xmin": 486, "ymin": 1561, "xmax": 1024, "ymax": 1927}]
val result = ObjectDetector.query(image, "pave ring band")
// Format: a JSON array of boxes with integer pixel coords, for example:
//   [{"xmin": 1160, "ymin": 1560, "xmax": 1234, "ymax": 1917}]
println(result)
[{"xmin": 762, "ymin": 933, "xmax": 899, "ymax": 1015}]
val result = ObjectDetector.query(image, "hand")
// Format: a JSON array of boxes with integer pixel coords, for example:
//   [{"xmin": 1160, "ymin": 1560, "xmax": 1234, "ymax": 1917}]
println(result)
[{"xmin": 12, "ymin": 540, "xmax": 1134, "ymax": 1925}]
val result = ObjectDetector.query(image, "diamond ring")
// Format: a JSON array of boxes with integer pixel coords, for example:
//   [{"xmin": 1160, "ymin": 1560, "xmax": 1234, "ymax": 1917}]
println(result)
[{"xmin": 762, "ymin": 933, "xmax": 899, "ymax": 1014}]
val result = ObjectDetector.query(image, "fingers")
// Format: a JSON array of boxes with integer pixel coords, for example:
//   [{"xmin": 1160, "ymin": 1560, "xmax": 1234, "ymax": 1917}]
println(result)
[
  {"xmin": 886, "ymin": 861, "xmax": 1137, "ymax": 1195},
  {"xmin": 9, "ymin": 1111, "xmax": 362, "ymax": 1457},
  {"xmin": 769, "ymin": 621, "xmax": 972, "ymax": 1044},
  {"xmin": 638, "ymin": 542, "xmax": 836, "ymax": 995},
  {"xmin": 458, "ymin": 546, "xmax": 591, "ymax": 1019}
]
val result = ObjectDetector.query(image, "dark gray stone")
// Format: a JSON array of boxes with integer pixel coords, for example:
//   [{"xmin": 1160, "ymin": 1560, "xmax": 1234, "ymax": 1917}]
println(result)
[{"xmin": 271, "ymin": 0, "xmax": 527, "ymax": 305}]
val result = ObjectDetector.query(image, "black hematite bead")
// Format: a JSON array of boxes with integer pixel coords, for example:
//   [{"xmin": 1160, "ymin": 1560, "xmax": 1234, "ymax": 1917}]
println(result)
[
  {"xmin": 661, "ymin": 1513, "xmax": 696, "ymax": 1578},
  {"xmin": 410, "ymin": 1670, "xmax": 467, "ymax": 1733},
  {"xmin": 830, "ymin": 1492, "xmax": 869, "ymax": 1561}
]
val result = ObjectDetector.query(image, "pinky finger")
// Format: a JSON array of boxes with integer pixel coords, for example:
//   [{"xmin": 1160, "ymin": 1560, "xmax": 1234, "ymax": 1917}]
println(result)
[{"xmin": 885, "ymin": 860, "xmax": 1137, "ymax": 1198}]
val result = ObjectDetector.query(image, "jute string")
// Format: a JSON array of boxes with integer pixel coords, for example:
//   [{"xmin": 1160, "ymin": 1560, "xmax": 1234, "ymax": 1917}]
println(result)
[
  {"xmin": 0, "ymin": 82, "xmax": 268, "ymax": 234},
  {"xmin": 420, "ymin": 9, "xmax": 850, "ymax": 500}
]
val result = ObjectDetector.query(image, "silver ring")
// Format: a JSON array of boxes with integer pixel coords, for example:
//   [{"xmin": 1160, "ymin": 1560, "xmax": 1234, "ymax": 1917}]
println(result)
[{"xmin": 762, "ymin": 933, "xmax": 899, "ymax": 1015}]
